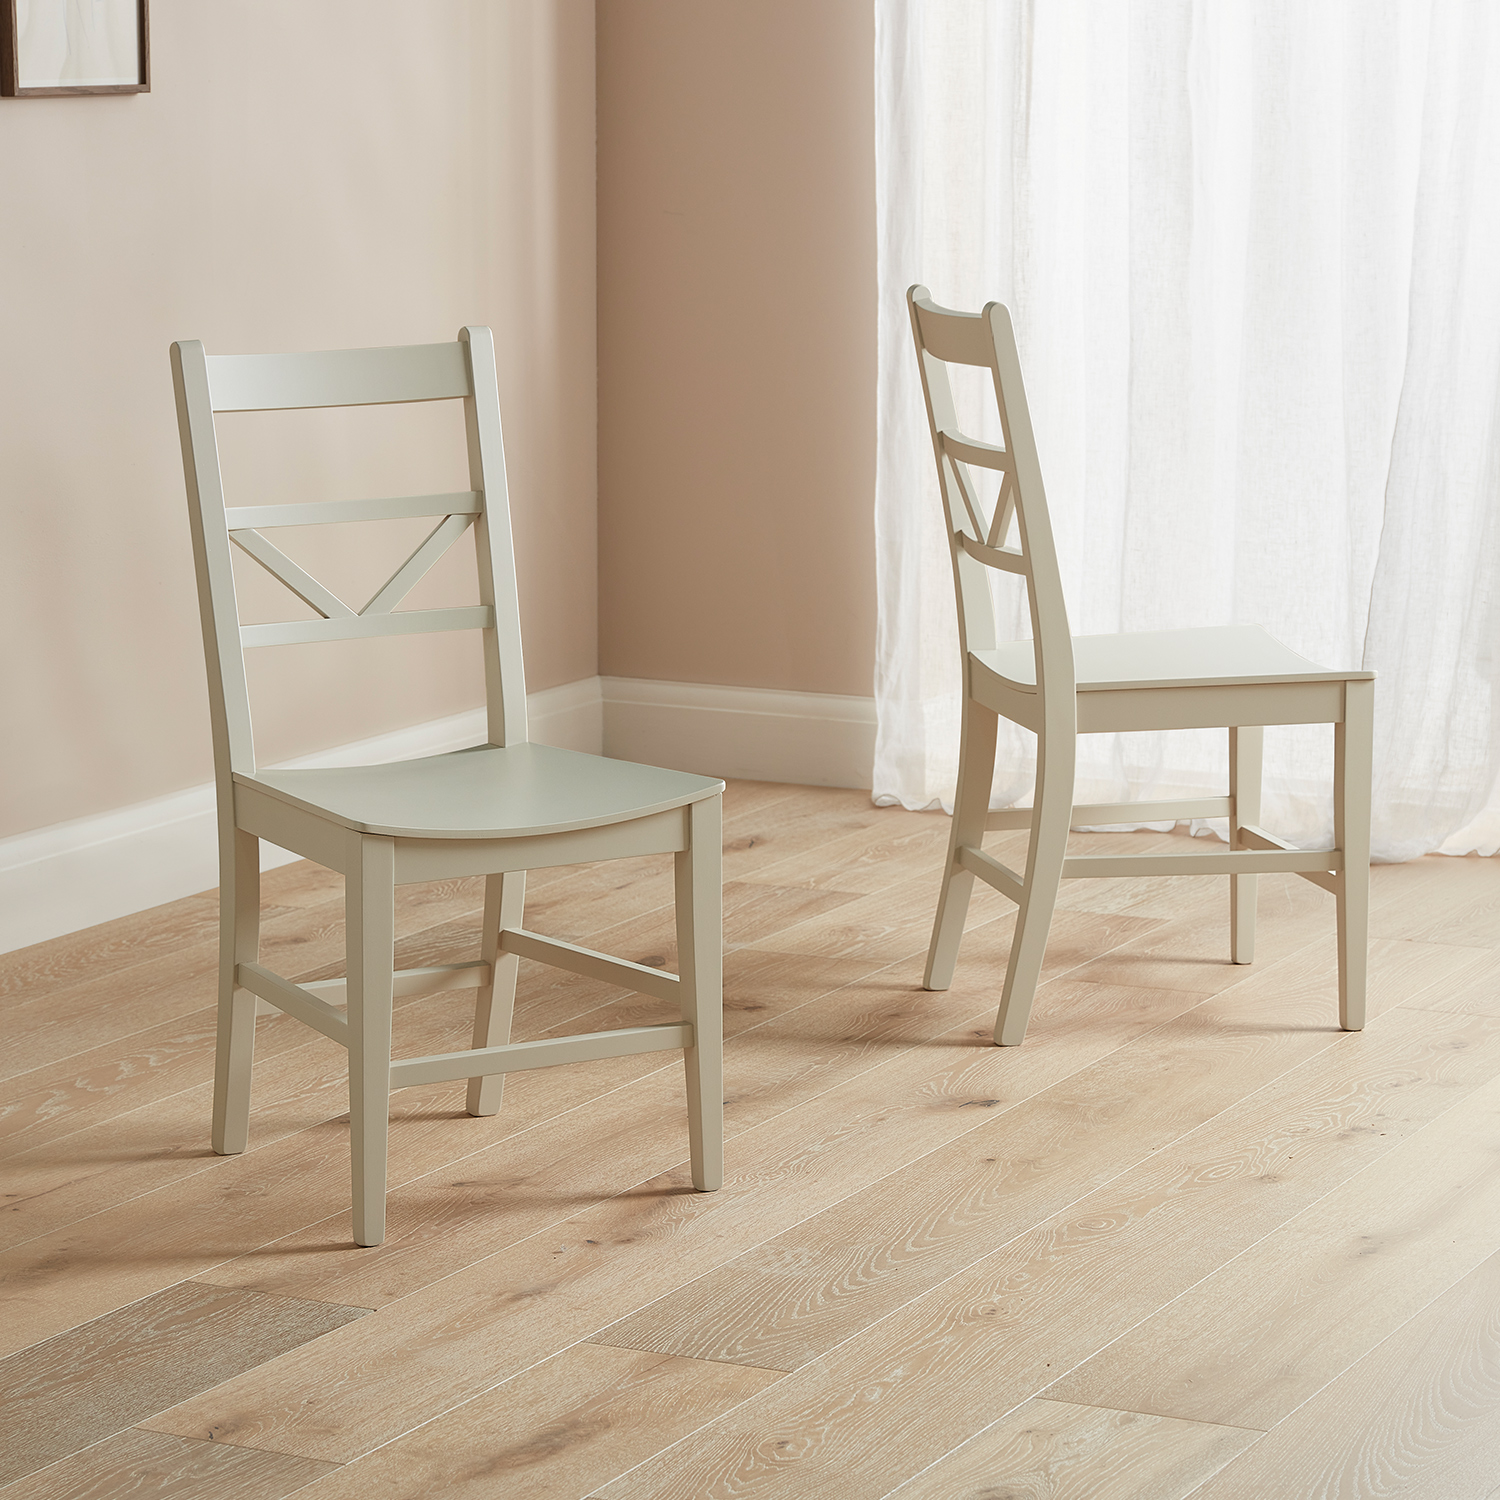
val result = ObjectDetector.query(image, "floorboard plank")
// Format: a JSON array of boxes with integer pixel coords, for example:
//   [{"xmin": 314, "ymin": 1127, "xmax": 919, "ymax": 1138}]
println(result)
[
  {"xmin": 1049, "ymin": 1068, "xmax": 1500, "ymax": 1430},
  {"xmin": 1188, "ymin": 1250, "xmax": 1500, "ymax": 1499},
  {"xmin": 1368, "ymin": 854, "xmax": 1500, "ymax": 949},
  {"xmin": 0, "ymin": 946, "xmax": 884, "ymax": 1256},
  {"xmin": 885, "ymin": 1398, "xmax": 1258, "ymax": 1500},
  {"xmin": 581, "ymin": 1006, "xmax": 1500, "ymax": 1499},
  {"xmin": 1399, "ymin": 944, "xmax": 1500, "ymax": 1019},
  {"xmin": 284, "ymin": 1343, "xmax": 781, "ymax": 1500},
  {"xmin": 177, "ymin": 920, "xmax": 1167, "ymax": 1314},
  {"xmin": 0, "ymin": 1281, "xmax": 364, "ymax": 1487},
  {"xmin": 590, "ymin": 938, "xmax": 1478, "ymax": 1372},
  {"xmin": 0, "ymin": 1428, "xmax": 335, "ymax": 1500},
  {"xmin": 134, "ymin": 959, "xmax": 1201, "ymax": 1462},
  {"xmin": 4, "ymin": 789, "xmax": 1494, "ymax": 1500}
]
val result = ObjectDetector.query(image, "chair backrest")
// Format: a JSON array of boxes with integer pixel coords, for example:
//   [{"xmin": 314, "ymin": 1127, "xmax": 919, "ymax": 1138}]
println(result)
[
  {"xmin": 906, "ymin": 287, "xmax": 1075, "ymax": 713},
  {"xmin": 171, "ymin": 327, "xmax": 527, "ymax": 788}
]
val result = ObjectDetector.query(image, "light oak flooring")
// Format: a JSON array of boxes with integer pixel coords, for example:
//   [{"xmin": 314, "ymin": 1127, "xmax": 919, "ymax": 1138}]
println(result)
[{"xmin": 2, "ymin": 780, "xmax": 1499, "ymax": 1498}]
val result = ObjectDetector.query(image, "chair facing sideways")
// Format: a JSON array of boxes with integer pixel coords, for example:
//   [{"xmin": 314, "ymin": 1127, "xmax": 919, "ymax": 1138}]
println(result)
[
  {"xmin": 908, "ymin": 287, "xmax": 1374, "ymax": 1046},
  {"xmin": 172, "ymin": 327, "xmax": 723, "ymax": 1247}
]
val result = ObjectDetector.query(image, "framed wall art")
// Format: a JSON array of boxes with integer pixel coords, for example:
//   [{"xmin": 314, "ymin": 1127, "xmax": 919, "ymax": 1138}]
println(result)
[{"xmin": 2, "ymin": 0, "xmax": 149, "ymax": 97}]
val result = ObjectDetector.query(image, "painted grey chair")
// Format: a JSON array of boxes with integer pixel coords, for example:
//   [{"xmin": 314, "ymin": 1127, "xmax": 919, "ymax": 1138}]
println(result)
[
  {"xmin": 173, "ymin": 327, "xmax": 723, "ymax": 1246},
  {"xmin": 909, "ymin": 287, "xmax": 1374, "ymax": 1045}
]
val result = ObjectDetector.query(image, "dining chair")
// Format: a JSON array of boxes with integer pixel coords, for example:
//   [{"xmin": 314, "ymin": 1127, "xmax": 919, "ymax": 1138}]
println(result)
[
  {"xmin": 908, "ymin": 287, "xmax": 1374, "ymax": 1046},
  {"xmin": 172, "ymin": 327, "xmax": 723, "ymax": 1247}
]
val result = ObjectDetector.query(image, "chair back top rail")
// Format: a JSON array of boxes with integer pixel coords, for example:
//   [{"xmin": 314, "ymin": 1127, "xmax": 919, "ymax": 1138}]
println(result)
[
  {"xmin": 172, "ymin": 327, "xmax": 528, "ymax": 782},
  {"xmin": 205, "ymin": 342, "xmax": 471, "ymax": 412},
  {"xmin": 911, "ymin": 296, "xmax": 996, "ymax": 366}
]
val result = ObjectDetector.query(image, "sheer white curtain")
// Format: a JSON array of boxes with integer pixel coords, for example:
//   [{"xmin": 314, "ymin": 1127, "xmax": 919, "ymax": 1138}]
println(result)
[{"xmin": 874, "ymin": 0, "xmax": 1500, "ymax": 861}]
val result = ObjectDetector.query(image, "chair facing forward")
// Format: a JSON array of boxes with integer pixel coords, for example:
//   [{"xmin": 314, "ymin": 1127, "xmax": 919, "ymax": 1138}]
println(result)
[
  {"xmin": 909, "ymin": 287, "xmax": 1374, "ymax": 1045},
  {"xmin": 172, "ymin": 327, "xmax": 723, "ymax": 1247}
]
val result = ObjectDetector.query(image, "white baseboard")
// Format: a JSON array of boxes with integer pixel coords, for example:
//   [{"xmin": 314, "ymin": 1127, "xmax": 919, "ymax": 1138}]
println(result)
[
  {"xmin": 602, "ymin": 676, "xmax": 875, "ymax": 790},
  {"xmin": 0, "ymin": 674, "xmax": 871, "ymax": 954}
]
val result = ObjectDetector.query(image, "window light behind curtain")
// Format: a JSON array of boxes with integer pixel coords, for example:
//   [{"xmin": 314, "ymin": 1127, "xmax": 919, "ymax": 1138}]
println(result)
[{"xmin": 874, "ymin": 0, "xmax": 1500, "ymax": 860}]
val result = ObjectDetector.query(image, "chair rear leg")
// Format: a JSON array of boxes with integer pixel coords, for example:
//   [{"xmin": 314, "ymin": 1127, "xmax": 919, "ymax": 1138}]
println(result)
[
  {"xmin": 467, "ymin": 872, "xmax": 525, "ymax": 1117},
  {"xmin": 994, "ymin": 727, "xmax": 1075, "ymax": 1047},
  {"xmin": 347, "ymin": 834, "xmax": 397, "ymax": 1247},
  {"xmin": 925, "ymin": 702, "xmax": 998, "ymax": 990},
  {"xmin": 211, "ymin": 825, "xmax": 260, "ymax": 1155},
  {"xmin": 677, "ymin": 795, "xmax": 723, "ymax": 1192},
  {"xmin": 1336, "ymin": 681, "xmax": 1374, "ymax": 1030},
  {"xmin": 1229, "ymin": 725, "xmax": 1263, "ymax": 965}
]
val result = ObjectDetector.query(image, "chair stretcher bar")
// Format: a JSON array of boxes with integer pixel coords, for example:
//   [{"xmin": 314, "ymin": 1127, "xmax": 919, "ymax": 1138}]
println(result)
[
  {"xmin": 499, "ymin": 927, "xmax": 681, "ymax": 1003},
  {"xmin": 238, "ymin": 962, "xmax": 350, "ymax": 1045},
  {"xmin": 958, "ymin": 840, "xmax": 1341, "ymax": 907},
  {"xmin": 987, "ymin": 797, "xmax": 1232, "ymax": 831},
  {"xmin": 245, "ymin": 961, "xmax": 491, "ymax": 1029},
  {"xmin": 389, "ymin": 1023, "xmax": 692, "ymax": 1091},
  {"xmin": 1061, "ymin": 848, "xmax": 1340, "ymax": 880},
  {"xmin": 1236, "ymin": 824, "xmax": 1341, "ymax": 894},
  {"xmin": 958, "ymin": 845, "xmax": 1025, "ymax": 904}
]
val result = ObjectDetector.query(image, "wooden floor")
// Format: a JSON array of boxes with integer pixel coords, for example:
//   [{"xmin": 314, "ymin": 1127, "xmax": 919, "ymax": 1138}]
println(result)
[{"xmin": 2, "ymin": 780, "xmax": 1499, "ymax": 1499}]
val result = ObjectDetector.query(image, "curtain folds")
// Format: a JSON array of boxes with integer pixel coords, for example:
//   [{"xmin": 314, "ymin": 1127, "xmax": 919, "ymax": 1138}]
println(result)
[{"xmin": 874, "ymin": 0, "xmax": 1500, "ymax": 860}]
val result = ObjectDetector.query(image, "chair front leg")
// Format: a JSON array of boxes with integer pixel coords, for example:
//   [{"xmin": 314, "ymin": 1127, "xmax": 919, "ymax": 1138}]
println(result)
[
  {"xmin": 467, "ymin": 871, "xmax": 525, "ymax": 1117},
  {"xmin": 347, "ymin": 833, "xmax": 396, "ymax": 1247},
  {"xmin": 677, "ymin": 795, "xmax": 724, "ymax": 1192},
  {"xmin": 1336, "ymin": 681, "xmax": 1374, "ymax": 1030},
  {"xmin": 211, "ymin": 823, "xmax": 260, "ymax": 1155},
  {"xmin": 1229, "ymin": 725, "xmax": 1263, "ymax": 965},
  {"xmin": 925, "ymin": 698, "xmax": 999, "ymax": 990},
  {"xmin": 994, "ymin": 721, "xmax": 1075, "ymax": 1047}
]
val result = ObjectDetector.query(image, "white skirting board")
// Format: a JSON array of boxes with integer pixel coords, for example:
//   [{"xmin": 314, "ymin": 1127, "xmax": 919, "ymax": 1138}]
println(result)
[
  {"xmin": 0, "ymin": 675, "xmax": 874, "ymax": 954},
  {"xmin": 601, "ymin": 676, "xmax": 875, "ymax": 790}
]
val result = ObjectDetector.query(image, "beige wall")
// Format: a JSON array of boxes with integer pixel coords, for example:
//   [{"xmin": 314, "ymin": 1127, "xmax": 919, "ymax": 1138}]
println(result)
[
  {"xmin": 596, "ymin": 0, "xmax": 877, "ymax": 698},
  {"xmin": 0, "ymin": 1, "xmax": 597, "ymax": 841}
]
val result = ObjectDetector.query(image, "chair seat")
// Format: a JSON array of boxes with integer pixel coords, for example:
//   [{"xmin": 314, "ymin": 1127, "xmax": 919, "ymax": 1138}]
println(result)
[
  {"xmin": 973, "ymin": 624, "xmax": 1373, "ymax": 694},
  {"xmin": 237, "ymin": 741, "xmax": 724, "ymax": 840}
]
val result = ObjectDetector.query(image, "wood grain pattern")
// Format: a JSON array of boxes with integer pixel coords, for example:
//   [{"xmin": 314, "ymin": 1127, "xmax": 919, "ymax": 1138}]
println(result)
[
  {"xmin": 1189, "ymin": 1250, "xmax": 1500, "ymax": 1498},
  {"xmin": 285, "ymin": 1343, "xmax": 781, "ymax": 1500},
  {"xmin": 1368, "ymin": 853, "xmax": 1500, "ymax": 948},
  {"xmin": 1398, "ymin": 943, "xmax": 1500, "ymax": 1019},
  {"xmin": 137, "ymin": 944, "xmax": 1190, "ymax": 1461},
  {"xmin": 587, "ymin": 1007, "xmax": 1500, "ymax": 1498},
  {"xmin": 0, "ymin": 868, "xmax": 869, "ymax": 1250},
  {"xmin": 590, "ymin": 936, "xmax": 1463, "ymax": 1372},
  {"xmin": 192, "ymin": 919, "xmax": 1176, "ymax": 1319},
  {"xmin": 0, "ymin": 992, "xmax": 476, "ymax": 1253},
  {"xmin": 890, "ymin": 1398, "xmax": 1258, "ymax": 1500},
  {"xmin": 749, "ymin": 864, "xmax": 1021, "ymax": 964},
  {"xmin": 0, "ymin": 1429, "xmax": 334, "ymax": 1500},
  {"xmin": 2, "ymin": 786, "xmax": 1496, "ymax": 1499},
  {"xmin": 1049, "ymin": 1069, "xmax": 1500, "ymax": 1430},
  {"xmin": 0, "ymin": 1280, "xmax": 364, "ymax": 1486}
]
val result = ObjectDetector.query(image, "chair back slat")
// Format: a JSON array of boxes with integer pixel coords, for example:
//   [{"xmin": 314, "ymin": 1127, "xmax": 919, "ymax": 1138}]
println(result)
[
  {"xmin": 206, "ymin": 342, "xmax": 471, "ymax": 412},
  {"xmin": 240, "ymin": 606, "xmax": 495, "ymax": 650},
  {"xmin": 224, "ymin": 492, "xmax": 480, "ymax": 531},
  {"xmin": 361, "ymin": 513, "xmax": 476, "ymax": 616},
  {"xmin": 173, "ymin": 327, "xmax": 530, "ymax": 785},
  {"xmin": 939, "ymin": 429, "xmax": 1011, "ymax": 472},
  {"xmin": 230, "ymin": 529, "xmax": 355, "ymax": 620},
  {"xmin": 907, "ymin": 286, "xmax": 1075, "ymax": 710}
]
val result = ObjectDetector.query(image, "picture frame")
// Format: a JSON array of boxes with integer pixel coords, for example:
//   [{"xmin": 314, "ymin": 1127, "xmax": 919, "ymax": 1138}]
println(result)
[{"xmin": 2, "ymin": 0, "xmax": 149, "ymax": 98}]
